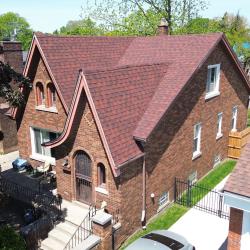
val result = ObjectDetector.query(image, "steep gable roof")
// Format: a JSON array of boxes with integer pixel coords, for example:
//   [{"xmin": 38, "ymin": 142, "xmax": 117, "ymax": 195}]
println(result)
[{"xmin": 24, "ymin": 32, "xmax": 250, "ymax": 175}]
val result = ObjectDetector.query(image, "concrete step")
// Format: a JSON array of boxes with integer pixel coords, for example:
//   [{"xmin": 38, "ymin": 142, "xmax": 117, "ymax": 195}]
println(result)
[
  {"xmin": 73, "ymin": 234, "xmax": 101, "ymax": 250},
  {"xmin": 56, "ymin": 221, "xmax": 78, "ymax": 235},
  {"xmin": 41, "ymin": 237, "xmax": 65, "ymax": 250},
  {"xmin": 49, "ymin": 228, "xmax": 72, "ymax": 244}
]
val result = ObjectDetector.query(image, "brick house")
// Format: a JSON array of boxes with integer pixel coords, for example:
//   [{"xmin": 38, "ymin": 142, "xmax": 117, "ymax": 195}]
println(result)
[
  {"xmin": 224, "ymin": 142, "xmax": 250, "ymax": 250},
  {"xmin": 0, "ymin": 41, "xmax": 23, "ymax": 154},
  {"xmin": 13, "ymin": 30, "xmax": 250, "ymax": 248}
]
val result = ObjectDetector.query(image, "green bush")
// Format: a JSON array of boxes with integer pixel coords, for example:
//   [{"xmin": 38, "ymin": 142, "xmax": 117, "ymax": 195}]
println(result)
[{"xmin": 0, "ymin": 226, "xmax": 26, "ymax": 250}]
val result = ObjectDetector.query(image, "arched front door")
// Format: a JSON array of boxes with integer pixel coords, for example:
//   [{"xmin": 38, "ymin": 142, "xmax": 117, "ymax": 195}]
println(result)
[{"xmin": 75, "ymin": 151, "xmax": 92, "ymax": 204}]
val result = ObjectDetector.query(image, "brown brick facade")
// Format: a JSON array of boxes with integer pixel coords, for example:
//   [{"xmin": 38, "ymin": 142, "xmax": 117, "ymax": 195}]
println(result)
[
  {"xmin": 228, "ymin": 208, "xmax": 243, "ymax": 250},
  {"xmin": 17, "ymin": 41, "xmax": 249, "ymax": 249}
]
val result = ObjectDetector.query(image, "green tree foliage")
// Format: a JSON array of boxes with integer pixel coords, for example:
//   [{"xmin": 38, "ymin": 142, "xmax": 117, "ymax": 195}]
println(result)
[
  {"xmin": 0, "ymin": 61, "xmax": 31, "ymax": 107},
  {"xmin": 0, "ymin": 226, "xmax": 26, "ymax": 250},
  {"xmin": 81, "ymin": 0, "xmax": 208, "ymax": 34},
  {"xmin": 54, "ymin": 18, "xmax": 104, "ymax": 36},
  {"xmin": 0, "ymin": 12, "xmax": 33, "ymax": 50}
]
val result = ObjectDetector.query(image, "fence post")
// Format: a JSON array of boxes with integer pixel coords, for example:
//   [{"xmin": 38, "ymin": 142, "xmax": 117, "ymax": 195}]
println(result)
[
  {"xmin": 174, "ymin": 177, "xmax": 177, "ymax": 202},
  {"xmin": 218, "ymin": 194, "xmax": 223, "ymax": 218},
  {"xmin": 187, "ymin": 180, "xmax": 192, "ymax": 207}
]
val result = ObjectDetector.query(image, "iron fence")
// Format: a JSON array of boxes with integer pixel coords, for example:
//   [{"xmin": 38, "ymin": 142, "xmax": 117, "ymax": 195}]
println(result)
[{"xmin": 174, "ymin": 178, "xmax": 230, "ymax": 219}]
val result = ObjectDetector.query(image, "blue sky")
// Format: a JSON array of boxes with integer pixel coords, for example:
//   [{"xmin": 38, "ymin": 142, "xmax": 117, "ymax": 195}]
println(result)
[{"xmin": 1, "ymin": 0, "xmax": 250, "ymax": 32}]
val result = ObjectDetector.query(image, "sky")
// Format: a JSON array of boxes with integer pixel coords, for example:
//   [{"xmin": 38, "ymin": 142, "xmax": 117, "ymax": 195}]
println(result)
[{"xmin": 1, "ymin": 0, "xmax": 250, "ymax": 33}]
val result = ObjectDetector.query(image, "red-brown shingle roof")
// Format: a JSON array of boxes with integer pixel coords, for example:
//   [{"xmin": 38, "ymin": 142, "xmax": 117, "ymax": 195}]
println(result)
[
  {"xmin": 33, "ymin": 32, "xmax": 247, "ymax": 167},
  {"xmin": 224, "ymin": 142, "xmax": 250, "ymax": 198}
]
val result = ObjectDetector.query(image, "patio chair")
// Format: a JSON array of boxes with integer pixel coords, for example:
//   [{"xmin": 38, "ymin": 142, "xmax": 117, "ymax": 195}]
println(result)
[{"xmin": 36, "ymin": 161, "xmax": 51, "ymax": 176}]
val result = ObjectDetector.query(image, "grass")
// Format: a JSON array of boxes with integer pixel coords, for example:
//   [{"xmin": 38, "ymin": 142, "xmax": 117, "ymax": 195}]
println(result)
[
  {"xmin": 120, "ymin": 159, "xmax": 236, "ymax": 249},
  {"xmin": 248, "ymin": 109, "xmax": 250, "ymax": 127}
]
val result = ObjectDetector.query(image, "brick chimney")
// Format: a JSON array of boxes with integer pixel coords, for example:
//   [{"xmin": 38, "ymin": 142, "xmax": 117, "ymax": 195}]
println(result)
[
  {"xmin": 157, "ymin": 18, "xmax": 169, "ymax": 35},
  {"xmin": 0, "ymin": 41, "xmax": 23, "ymax": 73}
]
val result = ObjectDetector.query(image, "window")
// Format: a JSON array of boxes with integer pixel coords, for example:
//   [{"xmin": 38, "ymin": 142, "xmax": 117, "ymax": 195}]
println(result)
[
  {"xmin": 193, "ymin": 123, "xmax": 202, "ymax": 159},
  {"xmin": 158, "ymin": 192, "xmax": 169, "ymax": 207},
  {"xmin": 188, "ymin": 171, "xmax": 197, "ymax": 184},
  {"xmin": 231, "ymin": 106, "xmax": 238, "ymax": 131},
  {"xmin": 30, "ymin": 127, "xmax": 59, "ymax": 162},
  {"xmin": 213, "ymin": 155, "xmax": 221, "ymax": 168},
  {"xmin": 216, "ymin": 112, "xmax": 223, "ymax": 139},
  {"xmin": 205, "ymin": 64, "xmax": 221, "ymax": 99},
  {"xmin": 97, "ymin": 163, "xmax": 106, "ymax": 187},
  {"xmin": 47, "ymin": 83, "xmax": 56, "ymax": 107},
  {"xmin": 36, "ymin": 82, "xmax": 45, "ymax": 106}
]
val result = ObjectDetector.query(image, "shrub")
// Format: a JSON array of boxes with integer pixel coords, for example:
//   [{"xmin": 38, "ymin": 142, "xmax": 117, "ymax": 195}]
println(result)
[{"xmin": 0, "ymin": 226, "xmax": 26, "ymax": 250}]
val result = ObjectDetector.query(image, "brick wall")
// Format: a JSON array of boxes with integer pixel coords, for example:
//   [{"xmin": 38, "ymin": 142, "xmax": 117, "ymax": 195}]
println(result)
[
  {"xmin": 0, "ymin": 41, "xmax": 24, "ymax": 153},
  {"xmin": 117, "ymin": 42, "xmax": 249, "ymax": 246},
  {"xmin": 18, "ymin": 57, "xmax": 67, "ymax": 167},
  {"xmin": 228, "ymin": 208, "xmax": 243, "ymax": 250}
]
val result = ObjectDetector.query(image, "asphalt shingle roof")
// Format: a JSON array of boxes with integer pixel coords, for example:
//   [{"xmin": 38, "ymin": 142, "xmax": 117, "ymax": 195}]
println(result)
[{"xmin": 35, "ymin": 33, "xmax": 225, "ymax": 166}]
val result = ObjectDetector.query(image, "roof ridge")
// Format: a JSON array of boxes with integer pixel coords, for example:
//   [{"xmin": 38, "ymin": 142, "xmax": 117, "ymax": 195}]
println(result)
[{"xmin": 83, "ymin": 62, "xmax": 169, "ymax": 76}]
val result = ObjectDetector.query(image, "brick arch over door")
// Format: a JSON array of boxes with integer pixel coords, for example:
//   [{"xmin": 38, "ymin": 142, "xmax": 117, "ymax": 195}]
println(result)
[{"xmin": 74, "ymin": 150, "xmax": 93, "ymax": 204}]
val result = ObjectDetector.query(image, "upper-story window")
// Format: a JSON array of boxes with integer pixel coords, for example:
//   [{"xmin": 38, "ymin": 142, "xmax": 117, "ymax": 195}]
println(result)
[
  {"xmin": 231, "ymin": 106, "xmax": 238, "ymax": 131},
  {"xmin": 47, "ymin": 83, "xmax": 56, "ymax": 107},
  {"xmin": 193, "ymin": 123, "xmax": 202, "ymax": 159},
  {"xmin": 205, "ymin": 64, "xmax": 221, "ymax": 100},
  {"xmin": 36, "ymin": 82, "xmax": 45, "ymax": 106},
  {"xmin": 97, "ymin": 163, "xmax": 106, "ymax": 187}
]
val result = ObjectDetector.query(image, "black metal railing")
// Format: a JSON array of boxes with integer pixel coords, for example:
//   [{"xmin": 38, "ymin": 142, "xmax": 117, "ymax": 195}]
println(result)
[
  {"xmin": 0, "ymin": 176, "xmax": 62, "ymax": 217},
  {"xmin": 174, "ymin": 178, "xmax": 230, "ymax": 219},
  {"xmin": 63, "ymin": 204, "xmax": 97, "ymax": 250}
]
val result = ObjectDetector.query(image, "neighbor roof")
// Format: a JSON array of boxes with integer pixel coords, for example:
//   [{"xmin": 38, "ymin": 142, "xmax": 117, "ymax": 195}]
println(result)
[
  {"xmin": 224, "ymin": 142, "xmax": 250, "ymax": 198},
  {"xmin": 24, "ymin": 32, "xmax": 250, "ymax": 171}
]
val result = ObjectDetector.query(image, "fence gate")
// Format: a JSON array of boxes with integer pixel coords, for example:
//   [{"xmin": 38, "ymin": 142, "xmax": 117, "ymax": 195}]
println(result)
[{"xmin": 174, "ymin": 178, "xmax": 230, "ymax": 219}]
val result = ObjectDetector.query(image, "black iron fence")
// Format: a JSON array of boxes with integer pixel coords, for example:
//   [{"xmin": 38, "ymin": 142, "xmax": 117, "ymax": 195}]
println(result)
[
  {"xmin": 63, "ymin": 204, "xmax": 97, "ymax": 250},
  {"xmin": 174, "ymin": 178, "xmax": 230, "ymax": 219}
]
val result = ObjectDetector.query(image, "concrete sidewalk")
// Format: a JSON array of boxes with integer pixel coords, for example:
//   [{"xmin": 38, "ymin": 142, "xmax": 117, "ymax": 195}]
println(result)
[
  {"xmin": 0, "ymin": 151, "xmax": 19, "ymax": 171},
  {"xmin": 169, "ymin": 177, "xmax": 230, "ymax": 250}
]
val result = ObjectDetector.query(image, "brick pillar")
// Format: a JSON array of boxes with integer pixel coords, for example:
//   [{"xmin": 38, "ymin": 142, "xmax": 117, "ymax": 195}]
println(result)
[
  {"xmin": 228, "ymin": 208, "xmax": 243, "ymax": 250},
  {"xmin": 92, "ymin": 211, "xmax": 113, "ymax": 250}
]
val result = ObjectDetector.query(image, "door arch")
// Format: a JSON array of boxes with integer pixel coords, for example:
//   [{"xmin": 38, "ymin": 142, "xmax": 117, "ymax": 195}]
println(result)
[{"xmin": 75, "ymin": 151, "xmax": 92, "ymax": 204}]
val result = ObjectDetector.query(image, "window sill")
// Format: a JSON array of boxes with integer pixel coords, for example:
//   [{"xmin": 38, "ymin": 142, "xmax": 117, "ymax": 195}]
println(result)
[
  {"xmin": 157, "ymin": 201, "xmax": 170, "ymax": 213},
  {"xmin": 192, "ymin": 151, "xmax": 202, "ymax": 161},
  {"xmin": 95, "ymin": 186, "xmax": 109, "ymax": 195},
  {"xmin": 205, "ymin": 91, "xmax": 220, "ymax": 100},
  {"xmin": 216, "ymin": 133, "xmax": 223, "ymax": 140},
  {"xmin": 36, "ymin": 105, "xmax": 58, "ymax": 113},
  {"xmin": 29, "ymin": 154, "xmax": 56, "ymax": 165}
]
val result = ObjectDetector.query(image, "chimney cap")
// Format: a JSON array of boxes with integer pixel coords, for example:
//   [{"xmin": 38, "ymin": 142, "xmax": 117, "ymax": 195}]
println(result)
[{"xmin": 159, "ymin": 18, "xmax": 168, "ymax": 27}]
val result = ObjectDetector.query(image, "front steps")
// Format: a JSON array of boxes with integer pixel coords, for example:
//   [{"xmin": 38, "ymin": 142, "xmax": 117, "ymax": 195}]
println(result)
[{"xmin": 41, "ymin": 201, "xmax": 100, "ymax": 250}]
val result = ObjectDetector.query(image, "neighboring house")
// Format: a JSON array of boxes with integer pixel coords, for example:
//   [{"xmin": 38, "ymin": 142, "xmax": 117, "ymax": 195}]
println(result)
[
  {"xmin": 224, "ymin": 142, "xmax": 250, "ymax": 250},
  {"xmin": 0, "ymin": 41, "xmax": 24, "ymax": 154},
  {"xmin": 13, "ymin": 29, "xmax": 250, "ymax": 249}
]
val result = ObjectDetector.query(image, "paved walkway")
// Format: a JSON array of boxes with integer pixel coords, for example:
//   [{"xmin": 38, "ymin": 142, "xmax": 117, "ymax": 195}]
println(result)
[
  {"xmin": 0, "ymin": 151, "xmax": 19, "ymax": 171},
  {"xmin": 169, "ymin": 177, "xmax": 230, "ymax": 250}
]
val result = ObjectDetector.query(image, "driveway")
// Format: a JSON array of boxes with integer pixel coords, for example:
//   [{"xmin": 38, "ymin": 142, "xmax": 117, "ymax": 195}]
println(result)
[{"xmin": 169, "ymin": 177, "xmax": 230, "ymax": 250}]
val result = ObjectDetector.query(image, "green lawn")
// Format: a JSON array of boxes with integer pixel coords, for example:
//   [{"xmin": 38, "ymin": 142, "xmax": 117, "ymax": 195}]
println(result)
[
  {"xmin": 120, "ymin": 159, "xmax": 236, "ymax": 249},
  {"xmin": 248, "ymin": 109, "xmax": 250, "ymax": 127}
]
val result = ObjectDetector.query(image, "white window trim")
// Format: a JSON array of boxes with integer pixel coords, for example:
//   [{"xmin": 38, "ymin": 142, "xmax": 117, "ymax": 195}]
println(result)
[
  {"xmin": 205, "ymin": 64, "xmax": 221, "ymax": 100},
  {"xmin": 29, "ymin": 127, "xmax": 56, "ymax": 165},
  {"xmin": 95, "ymin": 186, "xmax": 109, "ymax": 195},
  {"xmin": 36, "ymin": 105, "xmax": 58, "ymax": 113},
  {"xmin": 192, "ymin": 123, "xmax": 202, "ymax": 160},
  {"xmin": 216, "ymin": 112, "xmax": 223, "ymax": 139},
  {"xmin": 231, "ymin": 106, "xmax": 238, "ymax": 132}
]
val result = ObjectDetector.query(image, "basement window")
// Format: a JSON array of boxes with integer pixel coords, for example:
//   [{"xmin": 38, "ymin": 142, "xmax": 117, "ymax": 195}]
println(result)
[
  {"xmin": 213, "ymin": 155, "xmax": 221, "ymax": 168},
  {"xmin": 159, "ymin": 192, "xmax": 169, "ymax": 207},
  {"xmin": 188, "ymin": 171, "xmax": 197, "ymax": 185},
  {"xmin": 205, "ymin": 64, "xmax": 221, "ymax": 100}
]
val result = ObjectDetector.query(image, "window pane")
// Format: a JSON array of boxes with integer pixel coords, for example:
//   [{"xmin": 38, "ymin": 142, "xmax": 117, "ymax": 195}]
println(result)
[
  {"xmin": 34, "ymin": 128, "xmax": 42, "ymax": 154},
  {"xmin": 210, "ymin": 68, "xmax": 216, "ymax": 83},
  {"xmin": 193, "ymin": 138, "xmax": 198, "ymax": 153}
]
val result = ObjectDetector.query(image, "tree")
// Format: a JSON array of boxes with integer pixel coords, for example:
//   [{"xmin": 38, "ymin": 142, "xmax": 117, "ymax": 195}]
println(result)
[
  {"xmin": 0, "ymin": 61, "xmax": 31, "ymax": 107},
  {"xmin": 55, "ymin": 17, "xmax": 104, "ymax": 36},
  {"xmin": 0, "ymin": 12, "xmax": 33, "ymax": 50},
  {"xmin": 81, "ymin": 0, "xmax": 208, "ymax": 34}
]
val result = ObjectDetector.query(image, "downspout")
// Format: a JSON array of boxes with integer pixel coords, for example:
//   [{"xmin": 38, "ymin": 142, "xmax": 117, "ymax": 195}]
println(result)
[{"xmin": 141, "ymin": 147, "xmax": 146, "ymax": 228}]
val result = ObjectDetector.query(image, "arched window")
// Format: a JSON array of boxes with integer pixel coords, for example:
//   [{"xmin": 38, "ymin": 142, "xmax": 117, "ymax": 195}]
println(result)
[
  {"xmin": 47, "ymin": 83, "xmax": 56, "ymax": 107},
  {"xmin": 36, "ymin": 82, "xmax": 45, "ymax": 106},
  {"xmin": 97, "ymin": 163, "xmax": 106, "ymax": 187}
]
